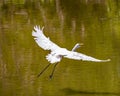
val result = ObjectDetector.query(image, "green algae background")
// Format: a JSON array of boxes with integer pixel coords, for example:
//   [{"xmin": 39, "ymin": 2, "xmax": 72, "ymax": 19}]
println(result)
[{"xmin": 0, "ymin": 0, "xmax": 120, "ymax": 96}]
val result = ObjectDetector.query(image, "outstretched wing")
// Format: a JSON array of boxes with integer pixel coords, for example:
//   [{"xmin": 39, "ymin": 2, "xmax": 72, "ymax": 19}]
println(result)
[
  {"xmin": 63, "ymin": 50, "xmax": 110, "ymax": 62},
  {"xmin": 32, "ymin": 26, "xmax": 60, "ymax": 51}
]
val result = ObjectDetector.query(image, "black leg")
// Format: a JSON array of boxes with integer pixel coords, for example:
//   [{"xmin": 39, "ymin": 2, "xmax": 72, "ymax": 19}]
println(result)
[
  {"xmin": 49, "ymin": 63, "xmax": 58, "ymax": 79},
  {"xmin": 37, "ymin": 63, "xmax": 51, "ymax": 77}
]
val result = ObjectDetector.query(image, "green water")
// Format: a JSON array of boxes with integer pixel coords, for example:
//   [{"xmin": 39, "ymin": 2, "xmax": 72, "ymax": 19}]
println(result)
[{"xmin": 0, "ymin": 0, "xmax": 120, "ymax": 96}]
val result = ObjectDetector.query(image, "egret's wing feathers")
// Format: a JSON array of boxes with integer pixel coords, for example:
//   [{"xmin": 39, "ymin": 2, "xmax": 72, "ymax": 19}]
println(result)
[
  {"xmin": 32, "ymin": 26, "xmax": 60, "ymax": 51},
  {"xmin": 64, "ymin": 50, "xmax": 110, "ymax": 62}
]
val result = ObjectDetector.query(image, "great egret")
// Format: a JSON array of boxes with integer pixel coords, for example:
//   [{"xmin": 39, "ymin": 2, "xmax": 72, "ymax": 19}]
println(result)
[{"xmin": 32, "ymin": 26, "xmax": 110, "ymax": 78}]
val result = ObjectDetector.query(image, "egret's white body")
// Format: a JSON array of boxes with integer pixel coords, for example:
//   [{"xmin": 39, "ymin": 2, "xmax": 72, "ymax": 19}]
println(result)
[
  {"xmin": 32, "ymin": 26, "xmax": 110, "ymax": 78},
  {"xmin": 32, "ymin": 26, "xmax": 110, "ymax": 63}
]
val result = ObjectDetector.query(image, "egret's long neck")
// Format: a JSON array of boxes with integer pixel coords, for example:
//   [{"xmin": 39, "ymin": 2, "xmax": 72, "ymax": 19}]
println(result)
[{"xmin": 72, "ymin": 43, "xmax": 80, "ymax": 51}]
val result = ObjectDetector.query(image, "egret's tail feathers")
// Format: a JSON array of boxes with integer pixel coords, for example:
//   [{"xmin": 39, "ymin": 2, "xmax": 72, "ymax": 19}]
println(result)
[{"xmin": 46, "ymin": 54, "xmax": 61, "ymax": 64}]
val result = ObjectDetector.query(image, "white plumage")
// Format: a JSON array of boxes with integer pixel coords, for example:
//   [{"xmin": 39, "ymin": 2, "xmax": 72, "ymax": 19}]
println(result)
[{"xmin": 32, "ymin": 26, "xmax": 110, "ymax": 64}]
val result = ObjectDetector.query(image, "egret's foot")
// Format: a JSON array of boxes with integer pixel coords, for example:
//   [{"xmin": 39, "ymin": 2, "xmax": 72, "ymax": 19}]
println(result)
[
  {"xmin": 49, "ymin": 75, "xmax": 53, "ymax": 79},
  {"xmin": 49, "ymin": 63, "xmax": 58, "ymax": 79}
]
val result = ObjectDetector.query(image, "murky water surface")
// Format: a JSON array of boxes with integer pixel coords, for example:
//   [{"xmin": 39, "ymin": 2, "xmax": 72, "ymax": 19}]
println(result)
[{"xmin": 0, "ymin": 0, "xmax": 120, "ymax": 96}]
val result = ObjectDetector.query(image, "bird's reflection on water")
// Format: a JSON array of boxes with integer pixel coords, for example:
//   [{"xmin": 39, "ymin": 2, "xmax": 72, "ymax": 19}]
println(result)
[{"xmin": 61, "ymin": 88, "xmax": 120, "ymax": 96}]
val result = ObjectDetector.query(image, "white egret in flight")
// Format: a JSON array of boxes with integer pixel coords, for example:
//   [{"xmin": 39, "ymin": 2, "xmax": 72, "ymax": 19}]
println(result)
[{"xmin": 32, "ymin": 26, "xmax": 110, "ymax": 78}]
